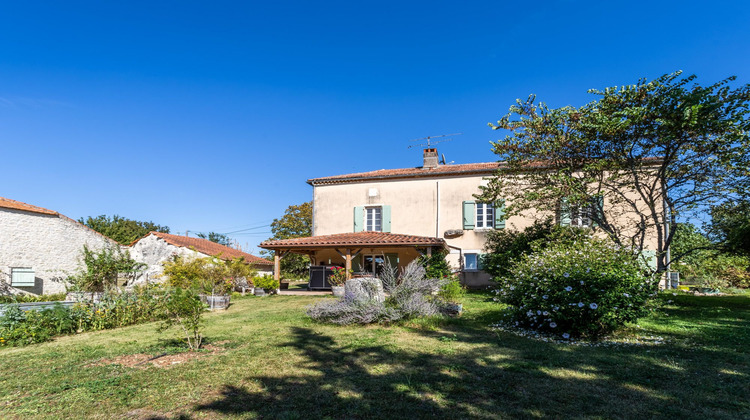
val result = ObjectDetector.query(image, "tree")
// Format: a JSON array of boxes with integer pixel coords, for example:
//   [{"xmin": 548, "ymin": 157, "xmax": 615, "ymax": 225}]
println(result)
[
  {"xmin": 196, "ymin": 232, "xmax": 232, "ymax": 247},
  {"xmin": 263, "ymin": 202, "xmax": 313, "ymax": 279},
  {"xmin": 482, "ymin": 72, "xmax": 750, "ymax": 273},
  {"xmin": 710, "ymin": 201, "xmax": 750, "ymax": 256},
  {"xmin": 79, "ymin": 215, "xmax": 169, "ymax": 244},
  {"xmin": 67, "ymin": 245, "xmax": 146, "ymax": 293}
]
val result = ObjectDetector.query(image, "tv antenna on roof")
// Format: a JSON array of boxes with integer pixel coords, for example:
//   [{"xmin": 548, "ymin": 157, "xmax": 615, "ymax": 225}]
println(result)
[{"xmin": 407, "ymin": 133, "xmax": 462, "ymax": 149}]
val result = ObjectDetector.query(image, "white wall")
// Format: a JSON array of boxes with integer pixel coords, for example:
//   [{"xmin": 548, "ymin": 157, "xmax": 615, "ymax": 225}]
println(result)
[{"xmin": 0, "ymin": 208, "xmax": 118, "ymax": 295}]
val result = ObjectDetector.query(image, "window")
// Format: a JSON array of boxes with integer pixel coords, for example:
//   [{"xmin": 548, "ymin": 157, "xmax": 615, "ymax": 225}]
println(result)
[
  {"xmin": 475, "ymin": 203, "xmax": 495, "ymax": 229},
  {"xmin": 570, "ymin": 203, "xmax": 592, "ymax": 228},
  {"xmin": 11, "ymin": 267, "xmax": 35, "ymax": 287},
  {"xmin": 365, "ymin": 207, "xmax": 382, "ymax": 232},
  {"xmin": 464, "ymin": 253, "xmax": 478, "ymax": 270}
]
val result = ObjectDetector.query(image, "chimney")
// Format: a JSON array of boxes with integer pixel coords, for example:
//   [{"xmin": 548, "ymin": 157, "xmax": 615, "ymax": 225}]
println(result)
[{"xmin": 423, "ymin": 148, "xmax": 439, "ymax": 169}]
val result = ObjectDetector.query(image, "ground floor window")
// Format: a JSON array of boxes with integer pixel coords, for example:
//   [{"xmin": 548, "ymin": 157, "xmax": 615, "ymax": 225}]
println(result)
[
  {"xmin": 464, "ymin": 254, "xmax": 478, "ymax": 270},
  {"xmin": 11, "ymin": 267, "xmax": 35, "ymax": 287}
]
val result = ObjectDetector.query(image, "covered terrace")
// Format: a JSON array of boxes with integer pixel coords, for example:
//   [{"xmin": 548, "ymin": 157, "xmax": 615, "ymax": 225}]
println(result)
[{"xmin": 259, "ymin": 232, "xmax": 450, "ymax": 289}]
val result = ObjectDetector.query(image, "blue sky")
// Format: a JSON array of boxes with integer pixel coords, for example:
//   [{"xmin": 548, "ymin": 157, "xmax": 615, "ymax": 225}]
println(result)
[{"xmin": 2, "ymin": 1, "xmax": 749, "ymax": 253}]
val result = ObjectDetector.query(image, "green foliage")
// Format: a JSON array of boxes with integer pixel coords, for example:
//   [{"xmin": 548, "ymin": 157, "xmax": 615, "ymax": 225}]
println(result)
[
  {"xmin": 196, "ymin": 232, "xmax": 232, "ymax": 247},
  {"xmin": 78, "ymin": 214, "xmax": 169, "ymax": 244},
  {"xmin": 482, "ymin": 218, "xmax": 592, "ymax": 278},
  {"xmin": 418, "ymin": 251, "xmax": 453, "ymax": 279},
  {"xmin": 671, "ymin": 223, "xmax": 714, "ymax": 266},
  {"xmin": 162, "ymin": 255, "xmax": 256, "ymax": 295},
  {"xmin": 0, "ymin": 285, "xmax": 168, "ymax": 347},
  {"xmin": 263, "ymin": 202, "xmax": 312, "ymax": 279},
  {"xmin": 710, "ymin": 201, "xmax": 750, "ymax": 256},
  {"xmin": 157, "ymin": 287, "xmax": 206, "ymax": 351},
  {"xmin": 253, "ymin": 274, "xmax": 279, "ymax": 291},
  {"xmin": 483, "ymin": 72, "xmax": 750, "ymax": 273},
  {"xmin": 495, "ymin": 237, "xmax": 657, "ymax": 339},
  {"xmin": 0, "ymin": 293, "xmax": 66, "ymax": 304},
  {"xmin": 67, "ymin": 245, "xmax": 146, "ymax": 293},
  {"xmin": 439, "ymin": 279, "xmax": 466, "ymax": 303}
]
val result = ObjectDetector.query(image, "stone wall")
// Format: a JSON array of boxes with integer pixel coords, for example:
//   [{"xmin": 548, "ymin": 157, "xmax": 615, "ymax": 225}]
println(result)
[
  {"xmin": 128, "ymin": 234, "xmax": 202, "ymax": 285},
  {"xmin": 0, "ymin": 208, "xmax": 118, "ymax": 295}
]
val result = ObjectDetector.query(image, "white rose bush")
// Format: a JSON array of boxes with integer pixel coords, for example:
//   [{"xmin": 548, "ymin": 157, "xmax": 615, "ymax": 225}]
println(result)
[{"xmin": 494, "ymin": 237, "xmax": 657, "ymax": 339}]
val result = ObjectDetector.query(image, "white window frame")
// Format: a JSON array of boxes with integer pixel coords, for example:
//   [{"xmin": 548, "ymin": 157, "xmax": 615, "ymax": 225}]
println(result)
[
  {"xmin": 364, "ymin": 206, "xmax": 382, "ymax": 232},
  {"xmin": 475, "ymin": 203, "xmax": 495, "ymax": 229},
  {"xmin": 11, "ymin": 267, "xmax": 35, "ymax": 287},
  {"xmin": 571, "ymin": 203, "xmax": 593, "ymax": 228}
]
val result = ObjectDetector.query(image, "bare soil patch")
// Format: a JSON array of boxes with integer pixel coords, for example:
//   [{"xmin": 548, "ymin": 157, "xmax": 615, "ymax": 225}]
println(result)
[{"xmin": 88, "ymin": 342, "xmax": 227, "ymax": 369}]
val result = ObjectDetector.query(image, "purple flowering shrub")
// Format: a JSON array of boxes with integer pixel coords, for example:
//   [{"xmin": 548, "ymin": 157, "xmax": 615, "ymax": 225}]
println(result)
[{"xmin": 494, "ymin": 237, "xmax": 657, "ymax": 339}]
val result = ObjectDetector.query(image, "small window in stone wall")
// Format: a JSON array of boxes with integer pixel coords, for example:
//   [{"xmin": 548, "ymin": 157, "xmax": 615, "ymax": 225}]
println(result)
[{"xmin": 11, "ymin": 267, "xmax": 35, "ymax": 287}]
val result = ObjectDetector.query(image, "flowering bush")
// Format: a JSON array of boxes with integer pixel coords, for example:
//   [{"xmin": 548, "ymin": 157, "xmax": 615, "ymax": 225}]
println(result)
[
  {"xmin": 328, "ymin": 266, "xmax": 349, "ymax": 286},
  {"xmin": 494, "ymin": 237, "xmax": 657, "ymax": 339}
]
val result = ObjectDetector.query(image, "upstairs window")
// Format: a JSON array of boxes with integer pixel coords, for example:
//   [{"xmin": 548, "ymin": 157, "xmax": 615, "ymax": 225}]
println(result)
[
  {"xmin": 365, "ymin": 207, "xmax": 382, "ymax": 232},
  {"xmin": 475, "ymin": 203, "xmax": 495, "ymax": 229},
  {"xmin": 560, "ymin": 196, "xmax": 603, "ymax": 228}
]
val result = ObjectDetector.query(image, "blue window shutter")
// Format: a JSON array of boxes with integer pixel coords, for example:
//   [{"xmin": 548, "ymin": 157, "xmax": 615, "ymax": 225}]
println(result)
[
  {"xmin": 11, "ymin": 268, "xmax": 35, "ymax": 287},
  {"xmin": 353, "ymin": 206, "xmax": 364, "ymax": 232},
  {"xmin": 559, "ymin": 197, "xmax": 571, "ymax": 227},
  {"xmin": 382, "ymin": 205, "xmax": 391, "ymax": 233},
  {"xmin": 494, "ymin": 200, "xmax": 506, "ymax": 229},
  {"xmin": 592, "ymin": 195, "xmax": 604, "ymax": 227},
  {"xmin": 463, "ymin": 201, "xmax": 475, "ymax": 230},
  {"xmin": 477, "ymin": 253, "xmax": 485, "ymax": 270}
]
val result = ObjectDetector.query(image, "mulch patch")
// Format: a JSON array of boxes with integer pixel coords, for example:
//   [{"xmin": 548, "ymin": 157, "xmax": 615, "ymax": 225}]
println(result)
[{"xmin": 87, "ymin": 341, "xmax": 228, "ymax": 369}]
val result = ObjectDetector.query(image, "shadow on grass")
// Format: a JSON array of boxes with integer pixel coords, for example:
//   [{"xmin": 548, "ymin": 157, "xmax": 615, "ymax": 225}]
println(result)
[{"xmin": 192, "ymin": 294, "xmax": 750, "ymax": 419}]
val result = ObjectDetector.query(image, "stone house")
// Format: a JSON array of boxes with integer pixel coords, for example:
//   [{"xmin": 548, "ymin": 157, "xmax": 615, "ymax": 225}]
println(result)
[
  {"xmin": 129, "ymin": 231, "xmax": 273, "ymax": 285},
  {"xmin": 261, "ymin": 148, "xmax": 660, "ymax": 288},
  {"xmin": 0, "ymin": 196, "xmax": 120, "ymax": 295}
]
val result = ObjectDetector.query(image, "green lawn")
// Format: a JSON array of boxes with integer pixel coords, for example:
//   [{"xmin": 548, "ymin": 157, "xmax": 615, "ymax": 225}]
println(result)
[{"xmin": 1, "ymin": 292, "xmax": 748, "ymax": 419}]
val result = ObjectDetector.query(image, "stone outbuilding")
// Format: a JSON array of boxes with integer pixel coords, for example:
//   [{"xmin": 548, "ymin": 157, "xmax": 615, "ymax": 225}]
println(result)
[
  {"xmin": 0, "ymin": 196, "xmax": 120, "ymax": 295},
  {"xmin": 129, "ymin": 231, "xmax": 273, "ymax": 285}
]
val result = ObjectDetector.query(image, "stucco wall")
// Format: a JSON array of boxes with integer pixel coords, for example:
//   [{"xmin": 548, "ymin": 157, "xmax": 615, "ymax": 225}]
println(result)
[
  {"xmin": 0, "ymin": 208, "xmax": 118, "ymax": 295},
  {"xmin": 312, "ymin": 171, "xmax": 662, "ymax": 288}
]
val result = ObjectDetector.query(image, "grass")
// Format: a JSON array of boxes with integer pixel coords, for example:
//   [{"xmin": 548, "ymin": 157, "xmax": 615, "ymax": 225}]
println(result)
[{"xmin": 0, "ymin": 292, "xmax": 748, "ymax": 419}]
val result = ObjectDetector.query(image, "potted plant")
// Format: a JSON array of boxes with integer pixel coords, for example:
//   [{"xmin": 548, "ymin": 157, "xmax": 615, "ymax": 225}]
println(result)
[
  {"xmin": 253, "ymin": 274, "xmax": 280, "ymax": 296},
  {"xmin": 328, "ymin": 266, "xmax": 349, "ymax": 297},
  {"xmin": 438, "ymin": 278, "xmax": 466, "ymax": 316}
]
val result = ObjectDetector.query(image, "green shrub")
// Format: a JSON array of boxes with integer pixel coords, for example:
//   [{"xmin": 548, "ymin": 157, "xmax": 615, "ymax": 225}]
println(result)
[
  {"xmin": 253, "ymin": 274, "xmax": 279, "ymax": 291},
  {"xmin": 162, "ymin": 255, "xmax": 255, "ymax": 295},
  {"xmin": 67, "ymin": 245, "xmax": 145, "ymax": 292},
  {"xmin": 157, "ymin": 288, "xmax": 206, "ymax": 350},
  {"xmin": 482, "ymin": 219, "xmax": 592, "ymax": 278},
  {"xmin": 495, "ymin": 237, "xmax": 656, "ymax": 339},
  {"xmin": 418, "ymin": 251, "xmax": 453, "ymax": 279},
  {"xmin": 438, "ymin": 279, "xmax": 465, "ymax": 303},
  {"xmin": 0, "ymin": 293, "xmax": 67, "ymax": 304}
]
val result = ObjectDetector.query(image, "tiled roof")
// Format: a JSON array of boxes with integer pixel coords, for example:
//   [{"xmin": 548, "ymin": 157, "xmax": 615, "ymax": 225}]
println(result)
[
  {"xmin": 260, "ymin": 231, "xmax": 446, "ymax": 249},
  {"xmin": 0, "ymin": 196, "xmax": 58, "ymax": 216},
  {"xmin": 307, "ymin": 162, "xmax": 502, "ymax": 185},
  {"xmin": 145, "ymin": 232, "xmax": 273, "ymax": 266}
]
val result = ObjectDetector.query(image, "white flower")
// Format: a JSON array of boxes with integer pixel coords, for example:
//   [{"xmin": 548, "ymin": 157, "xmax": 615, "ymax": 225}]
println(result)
[
  {"xmin": 543, "ymin": 311, "xmax": 549, "ymax": 316},
  {"xmin": 613, "ymin": 306, "xmax": 618, "ymax": 310},
  {"xmin": 537, "ymin": 310, "xmax": 542, "ymax": 315},
  {"xmin": 542, "ymin": 295, "xmax": 549, "ymax": 300},
  {"xmin": 580, "ymin": 280, "xmax": 584, "ymax": 285},
  {"xmin": 578, "ymin": 302, "xmax": 584, "ymax": 307},
  {"xmin": 563, "ymin": 273, "xmax": 570, "ymax": 278},
  {"xmin": 562, "ymin": 333, "xmax": 570, "ymax": 339},
  {"xmin": 550, "ymin": 322, "xmax": 557, "ymax": 328},
  {"xmin": 623, "ymin": 293, "xmax": 630, "ymax": 298},
  {"xmin": 565, "ymin": 286, "xmax": 573, "ymax": 292},
  {"xmin": 589, "ymin": 303, "xmax": 598, "ymax": 310}
]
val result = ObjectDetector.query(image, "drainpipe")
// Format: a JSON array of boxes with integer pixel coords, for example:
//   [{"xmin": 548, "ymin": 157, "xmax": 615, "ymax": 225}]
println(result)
[{"xmin": 436, "ymin": 181, "xmax": 440, "ymax": 238}]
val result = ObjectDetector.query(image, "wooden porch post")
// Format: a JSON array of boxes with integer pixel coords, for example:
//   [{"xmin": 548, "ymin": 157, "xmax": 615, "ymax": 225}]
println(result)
[
  {"xmin": 345, "ymin": 248, "xmax": 352, "ymax": 281},
  {"xmin": 274, "ymin": 250, "xmax": 281, "ymax": 282}
]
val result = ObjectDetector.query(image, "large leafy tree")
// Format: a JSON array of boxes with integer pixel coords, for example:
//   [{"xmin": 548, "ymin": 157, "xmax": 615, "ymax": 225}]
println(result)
[
  {"xmin": 79, "ymin": 214, "xmax": 170, "ymax": 244},
  {"xmin": 263, "ymin": 202, "xmax": 313, "ymax": 279},
  {"xmin": 482, "ymin": 72, "xmax": 750, "ymax": 273},
  {"xmin": 710, "ymin": 200, "xmax": 750, "ymax": 256}
]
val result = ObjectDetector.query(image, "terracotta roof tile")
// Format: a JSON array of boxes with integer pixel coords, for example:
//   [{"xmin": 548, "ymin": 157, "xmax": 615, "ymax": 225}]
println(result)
[
  {"xmin": 145, "ymin": 232, "xmax": 273, "ymax": 266},
  {"xmin": 260, "ymin": 231, "xmax": 446, "ymax": 249},
  {"xmin": 0, "ymin": 196, "xmax": 58, "ymax": 216},
  {"xmin": 307, "ymin": 162, "xmax": 501, "ymax": 185}
]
